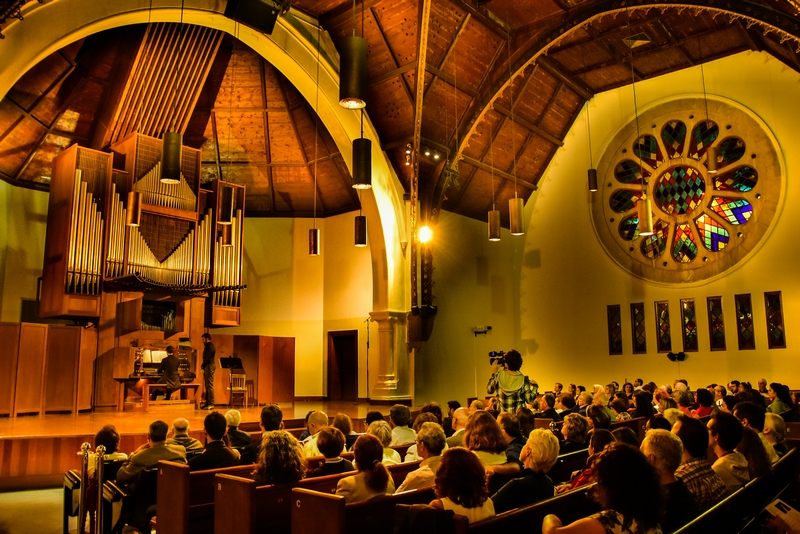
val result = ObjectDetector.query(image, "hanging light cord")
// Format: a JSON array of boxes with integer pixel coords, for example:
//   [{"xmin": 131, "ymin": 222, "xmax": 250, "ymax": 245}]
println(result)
[
  {"xmin": 226, "ymin": 33, "xmax": 237, "ymax": 184},
  {"xmin": 173, "ymin": 0, "xmax": 185, "ymax": 133},
  {"xmin": 583, "ymin": 55, "xmax": 593, "ymax": 167},
  {"xmin": 453, "ymin": 31, "xmax": 458, "ymax": 166},
  {"xmin": 627, "ymin": 9, "xmax": 644, "ymax": 192},
  {"xmin": 699, "ymin": 36, "xmax": 710, "ymax": 122},
  {"xmin": 313, "ymin": 23, "xmax": 320, "ymax": 229},
  {"xmin": 490, "ymin": 124, "xmax": 496, "ymax": 211},
  {"xmin": 351, "ymin": 0, "xmax": 356, "ymax": 36},
  {"xmin": 506, "ymin": 36, "xmax": 518, "ymax": 198}
]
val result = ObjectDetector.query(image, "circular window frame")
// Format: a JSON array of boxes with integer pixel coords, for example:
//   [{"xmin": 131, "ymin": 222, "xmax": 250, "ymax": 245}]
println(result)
[{"xmin": 591, "ymin": 97, "xmax": 784, "ymax": 285}]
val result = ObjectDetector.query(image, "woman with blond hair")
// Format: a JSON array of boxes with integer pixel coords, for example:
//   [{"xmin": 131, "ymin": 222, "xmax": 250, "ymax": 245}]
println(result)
[
  {"xmin": 463, "ymin": 411, "xmax": 507, "ymax": 466},
  {"xmin": 336, "ymin": 434, "xmax": 395, "ymax": 503},
  {"xmin": 491, "ymin": 429, "xmax": 560, "ymax": 514},
  {"xmin": 253, "ymin": 430, "xmax": 306, "ymax": 485}
]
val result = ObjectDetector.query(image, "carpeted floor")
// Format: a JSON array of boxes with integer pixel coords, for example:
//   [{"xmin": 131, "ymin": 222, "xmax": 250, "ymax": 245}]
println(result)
[{"xmin": 0, "ymin": 488, "xmax": 75, "ymax": 534}]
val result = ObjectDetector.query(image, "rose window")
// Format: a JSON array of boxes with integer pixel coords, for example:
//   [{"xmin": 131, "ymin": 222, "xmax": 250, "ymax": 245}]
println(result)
[{"xmin": 592, "ymin": 98, "xmax": 782, "ymax": 284}]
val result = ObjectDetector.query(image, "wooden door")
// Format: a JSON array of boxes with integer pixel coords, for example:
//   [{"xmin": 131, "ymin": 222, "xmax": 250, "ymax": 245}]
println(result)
[
  {"xmin": 0, "ymin": 323, "xmax": 21, "ymax": 415},
  {"xmin": 328, "ymin": 331, "xmax": 358, "ymax": 402},
  {"xmin": 14, "ymin": 323, "xmax": 48, "ymax": 415},
  {"xmin": 44, "ymin": 325, "xmax": 81, "ymax": 412}
]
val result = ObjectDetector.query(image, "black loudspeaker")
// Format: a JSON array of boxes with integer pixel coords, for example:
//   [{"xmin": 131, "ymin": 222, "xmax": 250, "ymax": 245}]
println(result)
[{"xmin": 224, "ymin": 0, "xmax": 291, "ymax": 35}]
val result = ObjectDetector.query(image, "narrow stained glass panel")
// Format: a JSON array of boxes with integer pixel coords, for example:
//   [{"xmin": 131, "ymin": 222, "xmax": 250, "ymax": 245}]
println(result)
[
  {"xmin": 607, "ymin": 305, "xmax": 623, "ymax": 355},
  {"xmin": 688, "ymin": 120, "xmax": 719, "ymax": 160},
  {"xmin": 735, "ymin": 294, "xmax": 756, "ymax": 350},
  {"xmin": 641, "ymin": 220, "xmax": 669, "ymax": 260},
  {"xmin": 707, "ymin": 296, "xmax": 726, "ymax": 351},
  {"xmin": 681, "ymin": 299, "xmax": 698, "ymax": 352},
  {"xmin": 654, "ymin": 166, "xmax": 706, "ymax": 215},
  {"xmin": 672, "ymin": 223, "xmax": 698, "ymax": 263},
  {"xmin": 695, "ymin": 214, "xmax": 730, "ymax": 252},
  {"xmin": 662, "ymin": 120, "xmax": 687, "ymax": 158},
  {"xmin": 710, "ymin": 197, "xmax": 753, "ymax": 225},
  {"xmin": 764, "ymin": 291, "xmax": 786, "ymax": 349},
  {"xmin": 631, "ymin": 303, "xmax": 646, "ymax": 354},
  {"xmin": 614, "ymin": 160, "xmax": 647, "ymax": 184},
  {"xmin": 609, "ymin": 190, "xmax": 641, "ymax": 213},
  {"xmin": 715, "ymin": 166, "xmax": 758, "ymax": 192},
  {"xmin": 655, "ymin": 301, "xmax": 672, "ymax": 353},
  {"xmin": 717, "ymin": 137, "xmax": 746, "ymax": 165},
  {"xmin": 634, "ymin": 135, "xmax": 664, "ymax": 168},
  {"xmin": 618, "ymin": 215, "xmax": 640, "ymax": 241}
]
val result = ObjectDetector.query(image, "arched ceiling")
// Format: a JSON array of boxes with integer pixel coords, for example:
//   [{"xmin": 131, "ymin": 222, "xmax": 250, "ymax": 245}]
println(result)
[{"xmin": 1, "ymin": 0, "xmax": 799, "ymax": 225}]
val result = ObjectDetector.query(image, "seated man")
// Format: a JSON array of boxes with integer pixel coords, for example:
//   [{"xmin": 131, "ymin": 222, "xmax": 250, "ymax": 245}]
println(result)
[
  {"xmin": 640, "ymin": 429, "xmax": 699, "ymax": 532},
  {"xmin": 535, "ymin": 393, "xmax": 561, "ymax": 421},
  {"xmin": 396, "ymin": 422, "xmax": 445, "ymax": 492},
  {"xmin": 240, "ymin": 403, "xmax": 283, "ymax": 464},
  {"xmin": 308, "ymin": 427, "xmax": 355, "ymax": 477},
  {"xmin": 733, "ymin": 401, "xmax": 779, "ymax": 464},
  {"xmin": 708, "ymin": 411, "xmax": 749, "ymax": 495},
  {"xmin": 149, "ymin": 345, "xmax": 180, "ymax": 401},
  {"xmin": 389, "ymin": 404, "xmax": 416, "ymax": 446},
  {"xmin": 116, "ymin": 420, "xmax": 186, "ymax": 485},
  {"xmin": 576, "ymin": 391, "xmax": 592, "ymax": 416},
  {"xmin": 166, "ymin": 418, "xmax": 203, "ymax": 452},
  {"xmin": 225, "ymin": 409, "xmax": 253, "ymax": 448},
  {"xmin": 469, "ymin": 399, "xmax": 485, "ymax": 413},
  {"xmin": 555, "ymin": 393, "xmax": 576, "ymax": 416},
  {"xmin": 189, "ymin": 412, "xmax": 240, "ymax": 471},
  {"xmin": 302, "ymin": 411, "xmax": 332, "ymax": 457},
  {"xmin": 672, "ymin": 414, "xmax": 726, "ymax": 512},
  {"xmin": 445, "ymin": 407, "xmax": 469, "ymax": 447},
  {"xmin": 442, "ymin": 400, "xmax": 461, "ymax": 437}
]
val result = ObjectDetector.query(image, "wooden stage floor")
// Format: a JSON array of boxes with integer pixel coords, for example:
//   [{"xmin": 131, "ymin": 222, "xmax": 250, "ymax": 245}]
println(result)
[{"xmin": 0, "ymin": 401, "xmax": 420, "ymax": 492}]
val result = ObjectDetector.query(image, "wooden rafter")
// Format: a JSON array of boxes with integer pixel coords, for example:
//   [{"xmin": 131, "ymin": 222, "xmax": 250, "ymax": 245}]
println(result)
[
  {"xmin": 369, "ymin": 6, "xmax": 415, "ymax": 107},
  {"xmin": 656, "ymin": 19, "xmax": 695, "ymax": 67},
  {"xmin": 443, "ymin": 0, "xmax": 513, "ymax": 41},
  {"xmin": 423, "ymin": 13, "xmax": 471, "ymax": 99},
  {"xmin": 536, "ymin": 57, "xmax": 593, "ymax": 101},
  {"xmin": 584, "ymin": 24, "xmax": 646, "ymax": 81},
  {"xmin": 259, "ymin": 57, "xmax": 276, "ymax": 213}
]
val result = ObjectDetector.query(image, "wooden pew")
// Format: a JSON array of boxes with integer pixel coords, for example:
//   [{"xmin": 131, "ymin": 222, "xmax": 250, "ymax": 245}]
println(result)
[
  {"xmin": 675, "ymin": 476, "xmax": 770, "ymax": 533},
  {"xmin": 155, "ymin": 460, "xmax": 256, "ymax": 534},
  {"xmin": 547, "ymin": 449, "xmax": 589, "ymax": 485},
  {"xmin": 214, "ymin": 460, "xmax": 422, "ymax": 534},
  {"xmin": 291, "ymin": 486, "xmax": 436, "ymax": 534},
  {"xmin": 305, "ymin": 452, "xmax": 355, "ymax": 475}
]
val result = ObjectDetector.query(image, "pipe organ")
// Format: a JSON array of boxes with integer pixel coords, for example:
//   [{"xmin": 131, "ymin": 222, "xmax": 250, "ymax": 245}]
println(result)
[{"xmin": 40, "ymin": 133, "xmax": 246, "ymax": 327}]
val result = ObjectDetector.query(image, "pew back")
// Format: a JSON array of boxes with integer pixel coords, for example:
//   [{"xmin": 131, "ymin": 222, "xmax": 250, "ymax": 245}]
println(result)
[{"xmin": 547, "ymin": 449, "xmax": 589, "ymax": 484}]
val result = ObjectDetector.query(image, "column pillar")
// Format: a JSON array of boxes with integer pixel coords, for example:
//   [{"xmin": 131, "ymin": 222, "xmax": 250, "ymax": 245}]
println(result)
[{"xmin": 368, "ymin": 310, "xmax": 411, "ymax": 402}]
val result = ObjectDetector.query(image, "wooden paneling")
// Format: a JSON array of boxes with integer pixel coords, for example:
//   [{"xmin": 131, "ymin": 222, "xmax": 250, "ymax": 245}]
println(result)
[
  {"xmin": 212, "ymin": 334, "xmax": 235, "ymax": 406},
  {"xmin": 77, "ymin": 327, "xmax": 97, "ymax": 410},
  {"xmin": 14, "ymin": 323, "xmax": 48, "ymax": 416},
  {"xmin": 43, "ymin": 325, "xmax": 81, "ymax": 413},
  {"xmin": 272, "ymin": 337, "xmax": 295, "ymax": 402},
  {"xmin": 0, "ymin": 323, "xmax": 21, "ymax": 415}
]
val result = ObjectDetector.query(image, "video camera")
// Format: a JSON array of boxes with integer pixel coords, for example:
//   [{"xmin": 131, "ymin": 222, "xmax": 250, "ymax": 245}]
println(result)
[{"xmin": 489, "ymin": 350, "xmax": 505, "ymax": 365}]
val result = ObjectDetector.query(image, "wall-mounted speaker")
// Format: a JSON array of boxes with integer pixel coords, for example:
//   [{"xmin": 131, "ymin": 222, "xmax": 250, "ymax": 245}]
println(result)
[{"xmin": 224, "ymin": 0, "xmax": 291, "ymax": 35}]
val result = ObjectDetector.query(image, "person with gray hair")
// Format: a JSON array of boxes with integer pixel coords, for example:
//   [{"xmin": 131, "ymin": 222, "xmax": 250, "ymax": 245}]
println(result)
[
  {"xmin": 367, "ymin": 420, "xmax": 401, "ymax": 465},
  {"xmin": 491, "ymin": 429, "xmax": 560, "ymax": 514},
  {"xmin": 302, "ymin": 411, "xmax": 335, "ymax": 457},
  {"xmin": 166, "ymin": 418, "xmax": 203, "ymax": 451},
  {"xmin": 641, "ymin": 429, "xmax": 699, "ymax": 532},
  {"xmin": 225, "ymin": 409, "xmax": 252, "ymax": 448},
  {"xmin": 397, "ymin": 422, "xmax": 446, "ymax": 492}
]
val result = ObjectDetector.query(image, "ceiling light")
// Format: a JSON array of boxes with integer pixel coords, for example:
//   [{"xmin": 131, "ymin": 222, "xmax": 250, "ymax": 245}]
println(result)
[{"xmin": 418, "ymin": 225, "xmax": 433, "ymax": 243}]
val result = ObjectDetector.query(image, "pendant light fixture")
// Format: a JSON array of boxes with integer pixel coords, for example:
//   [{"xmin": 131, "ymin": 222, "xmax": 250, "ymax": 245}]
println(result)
[
  {"xmin": 488, "ymin": 122, "xmax": 501, "ymax": 242},
  {"xmin": 310, "ymin": 23, "xmax": 322, "ymax": 256},
  {"xmin": 126, "ymin": 191, "xmax": 143, "ymax": 226},
  {"xmin": 505, "ymin": 37, "xmax": 524, "ymax": 236},
  {"xmin": 339, "ymin": 0, "xmax": 366, "ymax": 109},
  {"xmin": 699, "ymin": 36, "xmax": 717, "ymax": 174},
  {"xmin": 626, "ymin": 9, "xmax": 653, "ymax": 237},
  {"xmin": 352, "ymin": 109, "xmax": 372, "ymax": 188},
  {"xmin": 355, "ymin": 191, "xmax": 367, "ymax": 247},
  {"xmin": 162, "ymin": 1, "xmax": 185, "ymax": 184},
  {"xmin": 220, "ymin": 34, "xmax": 237, "ymax": 227}
]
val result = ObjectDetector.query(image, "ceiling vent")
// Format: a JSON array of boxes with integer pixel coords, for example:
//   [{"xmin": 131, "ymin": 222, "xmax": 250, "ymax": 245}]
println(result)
[{"xmin": 623, "ymin": 32, "xmax": 651, "ymax": 49}]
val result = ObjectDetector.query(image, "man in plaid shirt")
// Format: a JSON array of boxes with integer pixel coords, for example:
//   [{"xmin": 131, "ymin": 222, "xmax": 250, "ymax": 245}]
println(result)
[
  {"xmin": 486, "ymin": 349, "xmax": 538, "ymax": 413},
  {"xmin": 673, "ymin": 414, "xmax": 726, "ymax": 512}
]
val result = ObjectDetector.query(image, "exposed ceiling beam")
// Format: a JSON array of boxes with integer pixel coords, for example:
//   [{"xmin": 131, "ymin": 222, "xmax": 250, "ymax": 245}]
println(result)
[
  {"xmin": 424, "ymin": 13, "xmax": 471, "ymax": 99},
  {"xmin": 368, "ymin": 62, "xmax": 416, "ymax": 87},
  {"xmin": 584, "ymin": 24, "xmax": 645, "ymax": 81},
  {"xmin": 370, "ymin": 6, "xmax": 415, "ymax": 107},
  {"xmin": 656, "ymin": 19, "xmax": 695, "ymax": 67},
  {"xmin": 536, "ymin": 56, "xmax": 593, "ymax": 101},
  {"xmin": 320, "ymin": 0, "xmax": 381, "ymax": 29},
  {"xmin": 461, "ymin": 155, "xmax": 536, "ymax": 189},
  {"xmin": 443, "ymin": 0, "xmax": 513, "ymax": 41},
  {"xmin": 260, "ymin": 58, "xmax": 275, "ymax": 212},
  {"xmin": 493, "ymin": 105, "xmax": 563, "ymax": 147}
]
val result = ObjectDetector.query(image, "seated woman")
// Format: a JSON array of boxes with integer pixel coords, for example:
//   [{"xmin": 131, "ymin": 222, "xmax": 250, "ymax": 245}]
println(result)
[
  {"xmin": 737, "ymin": 427, "xmax": 772, "ymax": 480},
  {"xmin": 88, "ymin": 425, "xmax": 128, "ymax": 477},
  {"xmin": 631, "ymin": 391, "xmax": 656, "ymax": 420},
  {"xmin": 610, "ymin": 399, "xmax": 631, "ymax": 422},
  {"xmin": 463, "ymin": 411, "xmax": 507, "ymax": 466},
  {"xmin": 559, "ymin": 413, "xmax": 589, "ymax": 454},
  {"xmin": 556, "ymin": 429, "xmax": 615, "ymax": 494},
  {"xmin": 366, "ymin": 420, "xmax": 401, "ymax": 465},
  {"xmin": 332, "ymin": 413, "xmax": 359, "ymax": 451},
  {"xmin": 253, "ymin": 430, "xmax": 306, "ymax": 485},
  {"xmin": 611, "ymin": 427, "xmax": 639, "ymax": 448},
  {"xmin": 585, "ymin": 405, "xmax": 611, "ymax": 430},
  {"xmin": 691, "ymin": 388, "xmax": 716, "ymax": 418},
  {"xmin": 767, "ymin": 383, "xmax": 793, "ymax": 414},
  {"xmin": 335, "ymin": 434, "xmax": 395, "ymax": 503},
  {"xmin": 430, "ymin": 447, "xmax": 495, "ymax": 523},
  {"xmin": 491, "ymin": 429, "xmax": 559, "ymax": 514},
  {"xmin": 308, "ymin": 427, "xmax": 355, "ymax": 478},
  {"xmin": 764, "ymin": 413, "xmax": 788, "ymax": 457},
  {"xmin": 543, "ymin": 442, "xmax": 663, "ymax": 534}
]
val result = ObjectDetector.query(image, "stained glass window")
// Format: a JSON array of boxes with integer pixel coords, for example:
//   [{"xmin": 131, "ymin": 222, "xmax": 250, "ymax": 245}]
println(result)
[
  {"xmin": 634, "ymin": 135, "xmax": 664, "ymax": 168},
  {"xmin": 734, "ymin": 294, "xmax": 756, "ymax": 350},
  {"xmin": 680, "ymin": 299, "xmax": 698, "ymax": 352},
  {"xmin": 688, "ymin": 120, "xmax": 719, "ymax": 160},
  {"xmin": 654, "ymin": 166, "xmax": 705, "ymax": 215},
  {"xmin": 710, "ymin": 197, "xmax": 753, "ymax": 225},
  {"xmin": 618, "ymin": 215, "xmax": 640, "ymax": 241},
  {"xmin": 610, "ymin": 190, "xmax": 641, "ymax": 213},
  {"xmin": 715, "ymin": 166, "xmax": 758, "ymax": 192},
  {"xmin": 662, "ymin": 121, "xmax": 686, "ymax": 158},
  {"xmin": 615, "ymin": 160, "xmax": 646, "ymax": 184},
  {"xmin": 641, "ymin": 220, "xmax": 669, "ymax": 260},
  {"xmin": 607, "ymin": 305, "xmax": 623, "ymax": 355},
  {"xmin": 655, "ymin": 301, "xmax": 672, "ymax": 353},
  {"xmin": 707, "ymin": 296, "xmax": 726, "ymax": 351},
  {"xmin": 672, "ymin": 223, "xmax": 698, "ymax": 263},
  {"xmin": 631, "ymin": 303, "xmax": 646, "ymax": 354},
  {"xmin": 764, "ymin": 291, "xmax": 786, "ymax": 349},
  {"xmin": 695, "ymin": 214, "xmax": 729, "ymax": 252},
  {"xmin": 716, "ymin": 137, "xmax": 746, "ymax": 165}
]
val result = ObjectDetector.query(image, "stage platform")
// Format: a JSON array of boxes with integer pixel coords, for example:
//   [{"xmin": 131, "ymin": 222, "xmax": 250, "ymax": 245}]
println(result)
[{"xmin": 0, "ymin": 401, "xmax": 420, "ymax": 492}]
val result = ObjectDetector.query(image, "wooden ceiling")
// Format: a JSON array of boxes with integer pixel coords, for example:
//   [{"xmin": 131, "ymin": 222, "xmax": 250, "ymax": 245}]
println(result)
[{"xmin": 1, "ymin": 0, "xmax": 800, "ymax": 225}]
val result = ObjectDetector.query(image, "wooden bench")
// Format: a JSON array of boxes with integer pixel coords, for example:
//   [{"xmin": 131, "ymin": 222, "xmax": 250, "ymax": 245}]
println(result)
[
  {"xmin": 141, "ymin": 382, "xmax": 200, "ymax": 411},
  {"xmin": 214, "ymin": 460, "xmax": 422, "ymax": 534},
  {"xmin": 547, "ymin": 449, "xmax": 590, "ymax": 485},
  {"xmin": 305, "ymin": 452, "xmax": 355, "ymax": 475},
  {"xmin": 291, "ymin": 486, "xmax": 436, "ymax": 534},
  {"xmin": 155, "ymin": 460, "xmax": 256, "ymax": 534}
]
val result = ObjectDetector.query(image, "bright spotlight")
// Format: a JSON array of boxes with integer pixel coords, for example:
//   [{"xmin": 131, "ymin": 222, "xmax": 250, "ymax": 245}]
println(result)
[{"xmin": 418, "ymin": 225, "xmax": 433, "ymax": 243}]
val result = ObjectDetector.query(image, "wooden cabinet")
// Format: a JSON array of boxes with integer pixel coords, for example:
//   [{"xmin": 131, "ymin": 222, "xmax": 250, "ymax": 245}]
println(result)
[
  {"xmin": 233, "ymin": 335, "xmax": 295, "ymax": 403},
  {"xmin": 0, "ymin": 323, "xmax": 21, "ymax": 416},
  {"xmin": 13, "ymin": 323, "xmax": 48, "ymax": 415},
  {"xmin": 43, "ymin": 325, "xmax": 96, "ymax": 413}
]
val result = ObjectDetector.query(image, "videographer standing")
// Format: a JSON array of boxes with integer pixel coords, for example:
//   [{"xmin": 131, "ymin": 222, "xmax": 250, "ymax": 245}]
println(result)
[{"xmin": 486, "ymin": 349, "xmax": 539, "ymax": 413}]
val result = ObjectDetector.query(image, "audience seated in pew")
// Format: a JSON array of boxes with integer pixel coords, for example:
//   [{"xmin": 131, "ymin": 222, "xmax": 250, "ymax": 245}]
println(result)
[
  {"xmin": 556, "ymin": 429, "xmax": 615, "ymax": 494},
  {"xmin": 308, "ymin": 427, "xmax": 354, "ymax": 478},
  {"xmin": 367, "ymin": 420, "xmax": 402, "ymax": 465},
  {"xmin": 430, "ymin": 447, "xmax": 495, "ymax": 523},
  {"xmin": 734, "ymin": 401, "xmax": 780, "ymax": 464},
  {"xmin": 534, "ymin": 394, "xmax": 562, "ymax": 421},
  {"xmin": 166, "ymin": 418, "xmax": 204, "ymax": 451},
  {"xmin": 189, "ymin": 412, "xmax": 240, "ymax": 471},
  {"xmin": 403, "ymin": 412, "xmax": 441, "ymax": 462},
  {"xmin": 336, "ymin": 434, "xmax": 395, "ymax": 503},
  {"xmin": 443, "ymin": 400, "xmax": 461, "ymax": 437},
  {"xmin": 302, "ymin": 411, "xmax": 333, "ymax": 457},
  {"xmin": 542, "ymin": 443, "xmax": 663, "ymax": 534},
  {"xmin": 389, "ymin": 404, "xmax": 417, "ymax": 446},
  {"xmin": 611, "ymin": 426, "xmax": 639, "ymax": 448},
  {"xmin": 763, "ymin": 412, "xmax": 788, "ymax": 457},
  {"xmin": 672, "ymin": 414, "xmax": 726, "ymax": 512},
  {"xmin": 707, "ymin": 411, "xmax": 750, "ymax": 495},
  {"xmin": 559, "ymin": 413, "xmax": 589, "ymax": 454},
  {"xmin": 254, "ymin": 430, "xmax": 306, "ymax": 485},
  {"xmin": 491, "ymin": 429, "xmax": 559, "ymax": 514},
  {"xmin": 116, "ymin": 420, "xmax": 186, "ymax": 485},
  {"xmin": 332, "ymin": 413, "xmax": 359, "ymax": 451},
  {"xmin": 464, "ymin": 411, "xmax": 507, "ymax": 467},
  {"xmin": 88, "ymin": 425, "xmax": 128, "ymax": 477},
  {"xmin": 446, "ymin": 407, "xmax": 470, "ymax": 447},
  {"xmin": 586, "ymin": 405, "xmax": 611, "ymax": 430},
  {"xmin": 397, "ymin": 422, "xmax": 445, "ymax": 492},
  {"xmin": 225, "ymin": 409, "xmax": 253, "ymax": 448},
  {"xmin": 632, "ymin": 391, "xmax": 656, "ymax": 420}
]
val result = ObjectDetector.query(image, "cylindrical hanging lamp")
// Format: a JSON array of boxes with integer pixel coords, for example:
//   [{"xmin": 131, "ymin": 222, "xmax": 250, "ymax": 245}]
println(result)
[
  {"xmin": 126, "ymin": 191, "xmax": 143, "ymax": 226},
  {"xmin": 220, "ymin": 224, "xmax": 233, "ymax": 247},
  {"xmin": 352, "ymin": 137, "xmax": 372, "ymax": 189},
  {"xmin": 339, "ymin": 35, "xmax": 367, "ymax": 109},
  {"xmin": 355, "ymin": 215, "xmax": 368, "ymax": 247},
  {"xmin": 707, "ymin": 146, "xmax": 718, "ymax": 174},
  {"xmin": 161, "ymin": 132, "xmax": 182, "ymax": 184},
  {"xmin": 219, "ymin": 187, "xmax": 233, "ymax": 225},
  {"xmin": 309, "ymin": 228, "xmax": 320, "ymax": 256},
  {"xmin": 509, "ymin": 197, "xmax": 525, "ymax": 236},
  {"xmin": 638, "ymin": 194, "xmax": 654, "ymax": 236},
  {"xmin": 488, "ymin": 210, "xmax": 501, "ymax": 241},
  {"xmin": 588, "ymin": 168, "xmax": 598, "ymax": 192}
]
